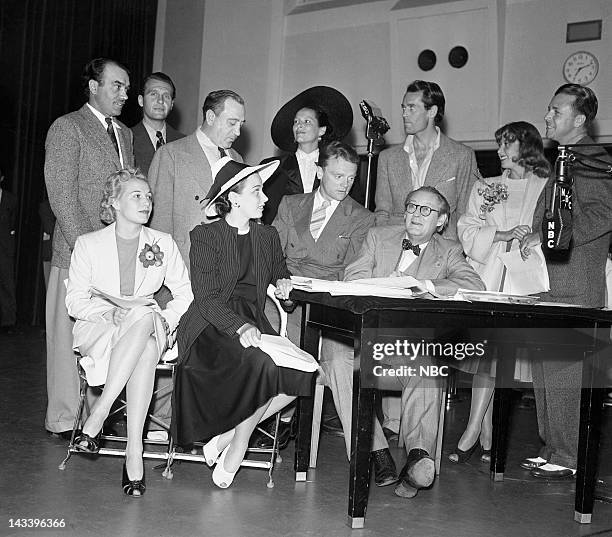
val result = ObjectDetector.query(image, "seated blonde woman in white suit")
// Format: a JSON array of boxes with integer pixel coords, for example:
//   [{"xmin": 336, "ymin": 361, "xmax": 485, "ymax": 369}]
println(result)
[{"xmin": 65, "ymin": 168, "xmax": 192, "ymax": 497}]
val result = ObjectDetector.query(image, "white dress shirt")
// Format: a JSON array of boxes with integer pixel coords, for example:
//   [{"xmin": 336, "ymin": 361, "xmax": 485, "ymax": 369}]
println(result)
[
  {"xmin": 296, "ymin": 148, "xmax": 319, "ymax": 193},
  {"xmin": 403, "ymin": 126, "xmax": 441, "ymax": 189},
  {"xmin": 196, "ymin": 128, "xmax": 224, "ymax": 166},
  {"xmin": 143, "ymin": 120, "xmax": 167, "ymax": 148}
]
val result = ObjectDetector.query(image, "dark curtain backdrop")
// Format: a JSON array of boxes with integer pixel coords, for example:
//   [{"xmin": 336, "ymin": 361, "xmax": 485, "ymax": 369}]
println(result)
[{"xmin": 0, "ymin": 0, "xmax": 157, "ymax": 325}]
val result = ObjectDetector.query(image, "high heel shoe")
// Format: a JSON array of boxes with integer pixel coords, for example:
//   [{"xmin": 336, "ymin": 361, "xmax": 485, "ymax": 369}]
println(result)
[
  {"xmin": 73, "ymin": 431, "xmax": 101, "ymax": 454},
  {"xmin": 448, "ymin": 439, "xmax": 480, "ymax": 464},
  {"xmin": 212, "ymin": 446, "xmax": 238, "ymax": 489},
  {"xmin": 480, "ymin": 448, "xmax": 491, "ymax": 464},
  {"xmin": 122, "ymin": 463, "xmax": 146, "ymax": 497},
  {"xmin": 203, "ymin": 435, "xmax": 224, "ymax": 467}
]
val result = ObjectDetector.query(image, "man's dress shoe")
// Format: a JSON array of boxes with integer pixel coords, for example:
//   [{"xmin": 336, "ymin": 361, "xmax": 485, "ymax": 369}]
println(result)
[
  {"xmin": 382, "ymin": 427, "xmax": 399, "ymax": 443},
  {"xmin": 372, "ymin": 448, "xmax": 398, "ymax": 487},
  {"xmin": 531, "ymin": 463, "xmax": 576, "ymax": 479},
  {"xmin": 394, "ymin": 448, "xmax": 435, "ymax": 498},
  {"xmin": 321, "ymin": 415, "xmax": 344, "ymax": 438},
  {"xmin": 249, "ymin": 418, "xmax": 294, "ymax": 450},
  {"xmin": 519, "ymin": 456, "xmax": 547, "ymax": 470}
]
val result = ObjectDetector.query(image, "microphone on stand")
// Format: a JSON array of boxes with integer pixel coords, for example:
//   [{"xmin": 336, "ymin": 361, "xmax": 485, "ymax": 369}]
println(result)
[
  {"xmin": 359, "ymin": 100, "xmax": 390, "ymax": 209},
  {"xmin": 542, "ymin": 146, "xmax": 573, "ymax": 251}
]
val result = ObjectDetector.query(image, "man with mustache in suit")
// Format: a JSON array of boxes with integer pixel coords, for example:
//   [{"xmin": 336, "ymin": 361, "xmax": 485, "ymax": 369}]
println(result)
[{"xmin": 44, "ymin": 58, "xmax": 134, "ymax": 437}]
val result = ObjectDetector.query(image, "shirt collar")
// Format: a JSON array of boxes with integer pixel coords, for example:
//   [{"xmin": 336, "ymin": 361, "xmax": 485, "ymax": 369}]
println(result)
[
  {"xmin": 313, "ymin": 188, "xmax": 340, "ymax": 211},
  {"xmin": 87, "ymin": 103, "xmax": 121, "ymax": 130},
  {"xmin": 403, "ymin": 126, "xmax": 440, "ymax": 153},
  {"xmin": 404, "ymin": 232, "xmax": 429, "ymax": 250},
  {"xmin": 196, "ymin": 127, "xmax": 218, "ymax": 149},
  {"xmin": 142, "ymin": 119, "xmax": 166, "ymax": 139},
  {"xmin": 296, "ymin": 148, "xmax": 319, "ymax": 162}
]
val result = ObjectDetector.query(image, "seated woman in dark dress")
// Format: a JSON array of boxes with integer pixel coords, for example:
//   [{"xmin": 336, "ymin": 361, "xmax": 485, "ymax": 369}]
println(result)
[{"xmin": 172, "ymin": 157, "xmax": 314, "ymax": 488}]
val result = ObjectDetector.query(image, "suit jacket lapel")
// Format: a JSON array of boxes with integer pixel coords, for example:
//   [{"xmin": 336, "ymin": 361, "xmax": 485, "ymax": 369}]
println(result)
[
  {"xmin": 285, "ymin": 155, "xmax": 305, "ymax": 194},
  {"xmin": 185, "ymin": 134, "xmax": 212, "ymax": 192},
  {"xmin": 295, "ymin": 194, "xmax": 316, "ymax": 248},
  {"xmin": 78, "ymin": 105, "xmax": 122, "ymax": 168},
  {"xmin": 98, "ymin": 223, "xmax": 121, "ymax": 295},
  {"xmin": 425, "ymin": 134, "xmax": 452, "ymax": 186},
  {"xmin": 406, "ymin": 234, "xmax": 444, "ymax": 279}
]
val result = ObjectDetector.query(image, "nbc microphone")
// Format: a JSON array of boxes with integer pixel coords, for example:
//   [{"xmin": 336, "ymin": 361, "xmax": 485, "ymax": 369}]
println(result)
[{"xmin": 542, "ymin": 146, "xmax": 573, "ymax": 251}]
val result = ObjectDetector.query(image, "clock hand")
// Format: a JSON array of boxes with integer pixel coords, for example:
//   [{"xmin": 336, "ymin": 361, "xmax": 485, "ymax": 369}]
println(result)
[{"xmin": 574, "ymin": 62, "xmax": 594, "ymax": 76}]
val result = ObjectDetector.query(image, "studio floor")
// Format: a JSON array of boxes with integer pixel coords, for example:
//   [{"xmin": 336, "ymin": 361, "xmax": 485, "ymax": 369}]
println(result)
[{"xmin": 2, "ymin": 328, "xmax": 612, "ymax": 537}]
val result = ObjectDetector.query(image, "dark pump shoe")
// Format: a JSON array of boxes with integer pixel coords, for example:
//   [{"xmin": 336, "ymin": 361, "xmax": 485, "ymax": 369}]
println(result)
[
  {"xmin": 530, "ymin": 463, "xmax": 576, "ymax": 479},
  {"xmin": 372, "ymin": 448, "xmax": 398, "ymax": 487},
  {"xmin": 519, "ymin": 456, "xmax": 547, "ymax": 470},
  {"xmin": 394, "ymin": 448, "xmax": 435, "ymax": 499}
]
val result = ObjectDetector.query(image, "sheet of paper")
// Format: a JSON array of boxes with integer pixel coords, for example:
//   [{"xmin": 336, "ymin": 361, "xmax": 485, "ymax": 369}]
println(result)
[
  {"xmin": 259, "ymin": 334, "xmax": 319, "ymax": 372},
  {"xmin": 290, "ymin": 275, "xmax": 434, "ymax": 298},
  {"xmin": 497, "ymin": 245, "xmax": 550, "ymax": 295},
  {"xmin": 90, "ymin": 287, "xmax": 156, "ymax": 310}
]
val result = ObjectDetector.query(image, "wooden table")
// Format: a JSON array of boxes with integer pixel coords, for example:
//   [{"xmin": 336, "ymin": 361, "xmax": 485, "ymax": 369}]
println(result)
[{"xmin": 290, "ymin": 291, "xmax": 612, "ymax": 528}]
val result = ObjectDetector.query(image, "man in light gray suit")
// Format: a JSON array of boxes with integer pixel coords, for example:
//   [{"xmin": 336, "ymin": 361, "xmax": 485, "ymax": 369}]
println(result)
[
  {"xmin": 270, "ymin": 142, "xmax": 404, "ymax": 483},
  {"xmin": 44, "ymin": 58, "xmax": 133, "ymax": 435},
  {"xmin": 339, "ymin": 186, "xmax": 485, "ymax": 498},
  {"xmin": 374, "ymin": 79, "xmax": 481, "ymax": 438},
  {"xmin": 375, "ymin": 80, "xmax": 480, "ymax": 237},
  {"xmin": 149, "ymin": 89, "xmax": 244, "ymax": 266}
]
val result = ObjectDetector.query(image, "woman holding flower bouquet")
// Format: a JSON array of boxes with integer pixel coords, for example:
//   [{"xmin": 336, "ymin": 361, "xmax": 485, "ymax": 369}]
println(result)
[
  {"xmin": 65, "ymin": 168, "xmax": 192, "ymax": 496},
  {"xmin": 450, "ymin": 121, "xmax": 551, "ymax": 464}
]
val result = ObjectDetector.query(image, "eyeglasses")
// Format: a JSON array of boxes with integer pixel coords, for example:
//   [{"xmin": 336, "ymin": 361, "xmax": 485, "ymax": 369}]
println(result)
[{"xmin": 405, "ymin": 202, "xmax": 440, "ymax": 217}]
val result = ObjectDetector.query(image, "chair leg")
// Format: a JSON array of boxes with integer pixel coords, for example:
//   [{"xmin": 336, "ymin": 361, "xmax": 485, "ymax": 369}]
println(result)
[
  {"xmin": 59, "ymin": 364, "xmax": 89, "ymax": 470},
  {"xmin": 309, "ymin": 383, "xmax": 324, "ymax": 468},
  {"xmin": 267, "ymin": 413, "xmax": 281, "ymax": 488},
  {"xmin": 434, "ymin": 382, "xmax": 448, "ymax": 476}
]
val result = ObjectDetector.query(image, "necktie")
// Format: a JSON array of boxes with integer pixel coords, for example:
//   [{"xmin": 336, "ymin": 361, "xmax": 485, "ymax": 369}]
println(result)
[
  {"xmin": 105, "ymin": 117, "xmax": 120, "ymax": 156},
  {"xmin": 310, "ymin": 200, "xmax": 331, "ymax": 240},
  {"xmin": 402, "ymin": 239, "xmax": 421, "ymax": 256},
  {"xmin": 218, "ymin": 147, "xmax": 227, "ymax": 158},
  {"xmin": 155, "ymin": 131, "xmax": 165, "ymax": 149}
]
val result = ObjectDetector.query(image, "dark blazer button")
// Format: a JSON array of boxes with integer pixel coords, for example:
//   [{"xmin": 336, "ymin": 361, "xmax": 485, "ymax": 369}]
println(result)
[{"xmin": 195, "ymin": 195, "xmax": 199, "ymax": 200}]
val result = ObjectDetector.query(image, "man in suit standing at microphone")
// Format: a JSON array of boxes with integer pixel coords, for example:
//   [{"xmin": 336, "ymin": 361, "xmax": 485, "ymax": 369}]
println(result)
[
  {"xmin": 131, "ymin": 72, "xmax": 184, "ymax": 177},
  {"xmin": 520, "ymin": 84, "xmax": 612, "ymax": 480}
]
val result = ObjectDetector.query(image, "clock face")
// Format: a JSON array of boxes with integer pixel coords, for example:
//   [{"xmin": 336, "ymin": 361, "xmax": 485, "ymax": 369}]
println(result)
[{"xmin": 563, "ymin": 51, "xmax": 599, "ymax": 85}]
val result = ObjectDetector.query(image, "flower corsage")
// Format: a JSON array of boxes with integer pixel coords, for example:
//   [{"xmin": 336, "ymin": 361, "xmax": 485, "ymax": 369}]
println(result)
[
  {"xmin": 477, "ymin": 181, "xmax": 508, "ymax": 219},
  {"xmin": 139, "ymin": 240, "xmax": 164, "ymax": 268}
]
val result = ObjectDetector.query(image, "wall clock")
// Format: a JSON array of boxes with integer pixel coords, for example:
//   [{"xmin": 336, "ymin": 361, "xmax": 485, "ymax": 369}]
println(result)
[{"xmin": 562, "ymin": 51, "xmax": 598, "ymax": 85}]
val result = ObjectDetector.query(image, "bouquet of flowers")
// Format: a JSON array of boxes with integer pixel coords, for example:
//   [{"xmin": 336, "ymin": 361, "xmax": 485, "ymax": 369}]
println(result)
[
  {"xmin": 477, "ymin": 181, "xmax": 508, "ymax": 219},
  {"xmin": 139, "ymin": 240, "xmax": 164, "ymax": 268}
]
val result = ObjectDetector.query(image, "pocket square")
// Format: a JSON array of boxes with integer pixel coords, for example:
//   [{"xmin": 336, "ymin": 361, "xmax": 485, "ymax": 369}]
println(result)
[
  {"xmin": 338, "ymin": 234, "xmax": 350, "ymax": 240},
  {"xmin": 445, "ymin": 176, "xmax": 456, "ymax": 182}
]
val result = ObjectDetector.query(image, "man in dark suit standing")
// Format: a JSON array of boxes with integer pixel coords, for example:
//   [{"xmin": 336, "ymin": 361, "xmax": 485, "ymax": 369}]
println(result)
[
  {"xmin": 44, "ymin": 58, "xmax": 134, "ymax": 436},
  {"xmin": 520, "ymin": 84, "xmax": 612, "ymax": 479},
  {"xmin": 131, "ymin": 72, "xmax": 184, "ymax": 177},
  {"xmin": 0, "ymin": 169, "xmax": 17, "ymax": 331}
]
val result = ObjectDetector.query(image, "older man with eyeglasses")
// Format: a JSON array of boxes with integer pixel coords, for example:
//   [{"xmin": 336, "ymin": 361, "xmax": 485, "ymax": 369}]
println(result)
[{"xmin": 324, "ymin": 186, "xmax": 485, "ymax": 499}]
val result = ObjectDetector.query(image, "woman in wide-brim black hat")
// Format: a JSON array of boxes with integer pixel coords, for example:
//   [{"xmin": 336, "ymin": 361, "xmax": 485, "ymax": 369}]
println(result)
[
  {"xmin": 260, "ymin": 86, "xmax": 353, "ymax": 224},
  {"xmin": 172, "ymin": 157, "xmax": 315, "ymax": 489}
]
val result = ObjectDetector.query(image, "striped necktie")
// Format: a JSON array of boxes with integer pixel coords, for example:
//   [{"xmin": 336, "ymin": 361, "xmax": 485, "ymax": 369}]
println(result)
[
  {"xmin": 310, "ymin": 200, "xmax": 331, "ymax": 240},
  {"xmin": 218, "ymin": 147, "xmax": 227, "ymax": 158},
  {"xmin": 155, "ymin": 131, "xmax": 165, "ymax": 149},
  {"xmin": 105, "ymin": 117, "xmax": 119, "ymax": 156}
]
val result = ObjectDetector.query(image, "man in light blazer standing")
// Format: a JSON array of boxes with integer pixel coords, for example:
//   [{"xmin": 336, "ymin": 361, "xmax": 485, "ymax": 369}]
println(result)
[
  {"xmin": 44, "ymin": 58, "xmax": 134, "ymax": 436},
  {"xmin": 131, "ymin": 72, "xmax": 184, "ymax": 177},
  {"xmin": 341, "ymin": 186, "xmax": 485, "ymax": 498},
  {"xmin": 148, "ymin": 89, "xmax": 245, "ymax": 266},
  {"xmin": 375, "ymin": 80, "xmax": 480, "ymax": 237}
]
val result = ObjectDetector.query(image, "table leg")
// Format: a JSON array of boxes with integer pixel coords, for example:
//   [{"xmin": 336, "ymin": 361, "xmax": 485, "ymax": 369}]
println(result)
[
  {"xmin": 295, "ymin": 304, "xmax": 317, "ymax": 482},
  {"xmin": 574, "ymin": 348, "xmax": 604, "ymax": 524},
  {"xmin": 347, "ymin": 318, "xmax": 375, "ymax": 529},
  {"xmin": 490, "ymin": 344, "xmax": 514, "ymax": 481}
]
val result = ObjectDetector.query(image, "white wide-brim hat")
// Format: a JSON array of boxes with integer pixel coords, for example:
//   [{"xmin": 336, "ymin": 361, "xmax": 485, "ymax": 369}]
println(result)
[{"xmin": 204, "ymin": 157, "xmax": 280, "ymax": 218}]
